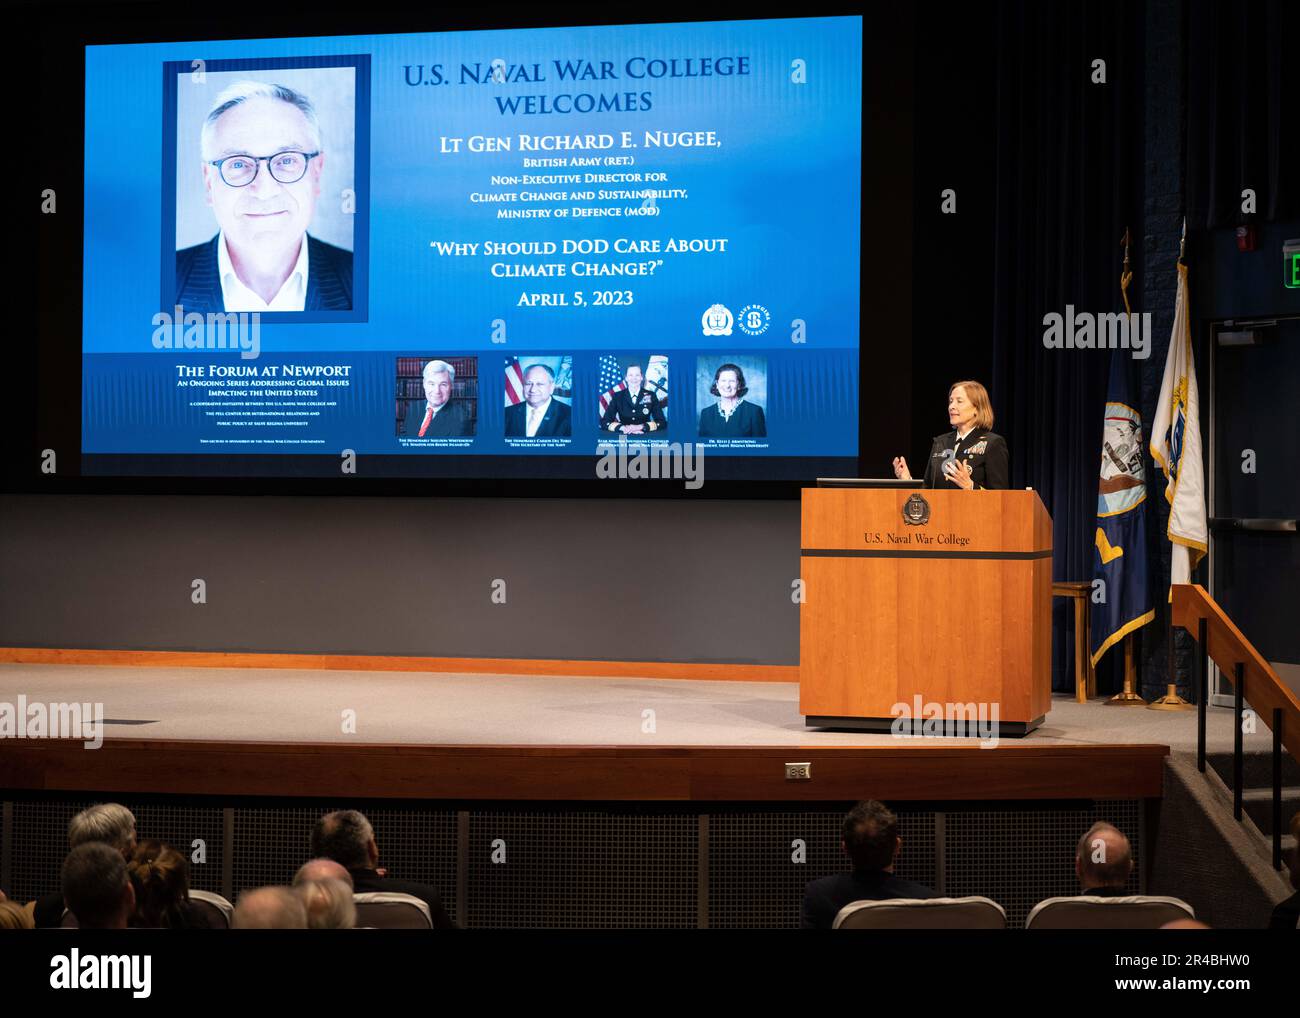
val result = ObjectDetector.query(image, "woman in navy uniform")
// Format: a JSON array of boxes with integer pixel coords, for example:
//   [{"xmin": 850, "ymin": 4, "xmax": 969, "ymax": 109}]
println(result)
[
  {"xmin": 892, "ymin": 380, "xmax": 1009, "ymax": 490},
  {"xmin": 600, "ymin": 363, "xmax": 667, "ymax": 435},
  {"xmin": 698, "ymin": 363, "xmax": 767, "ymax": 437}
]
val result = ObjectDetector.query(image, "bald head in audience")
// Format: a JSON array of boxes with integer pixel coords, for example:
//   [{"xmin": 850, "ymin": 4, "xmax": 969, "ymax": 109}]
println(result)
[
  {"xmin": 1076, "ymin": 821, "xmax": 1133, "ymax": 892},
  {"xmin": 232, "ymin": 886, "xmax": 308, "ymax": 929},
  {"xmin": 294, "ymin": 858, "xmax": 354, "ymax": 889}
]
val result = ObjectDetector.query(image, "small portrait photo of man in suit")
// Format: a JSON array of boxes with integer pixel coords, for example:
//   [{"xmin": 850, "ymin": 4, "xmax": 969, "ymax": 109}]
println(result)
[
  {"xmin": 504, "ymin": 357, "xmax": 573, "ymax": 438},
  {"xmin": 597, "ymin": 354, "xmax": 669, "ymax": 436},
  {"xmin": 696, "ymin": 356, "xmax": 768, "ymax": 438},
  {"xmin": 173, "ymin": 68, "xmax": 357, "ymax": 314},
  {"xmin": 398, "ymin": 357, "xmax": 476, "ymax": 438}
]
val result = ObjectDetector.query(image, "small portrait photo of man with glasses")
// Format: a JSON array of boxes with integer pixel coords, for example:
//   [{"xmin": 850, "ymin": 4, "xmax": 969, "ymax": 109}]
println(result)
[{"xmin": 173, "ymin": 69, "xmax": 357, "ymax": 314}]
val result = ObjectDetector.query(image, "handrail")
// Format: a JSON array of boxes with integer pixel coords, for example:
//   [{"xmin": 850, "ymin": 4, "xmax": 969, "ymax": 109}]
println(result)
[{"xmin": 1171, "ymin": 583, "xmax": 1299, "ymax": 871}]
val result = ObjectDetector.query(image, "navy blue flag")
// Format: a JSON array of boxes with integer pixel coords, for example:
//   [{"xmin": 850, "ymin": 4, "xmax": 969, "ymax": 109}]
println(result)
[{"xmin": 1090, "ymin": 350, "xmax": 1155, "ymax": 665}]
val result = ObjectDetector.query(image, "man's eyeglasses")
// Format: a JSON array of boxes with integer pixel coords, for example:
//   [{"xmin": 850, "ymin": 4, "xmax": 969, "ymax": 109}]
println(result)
[{"xmin": 208, "ymin": 151, "xmax": 319, "ymax": 187}]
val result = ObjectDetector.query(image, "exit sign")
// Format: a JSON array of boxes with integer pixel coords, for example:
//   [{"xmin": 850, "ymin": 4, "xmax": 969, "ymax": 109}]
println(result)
[{"xmin": 1286, "ymin": 240, "xmax": 1300, "ymax": 289}]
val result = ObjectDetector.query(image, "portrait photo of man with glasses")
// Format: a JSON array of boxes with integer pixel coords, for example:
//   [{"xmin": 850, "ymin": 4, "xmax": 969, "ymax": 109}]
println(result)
[{"xmin": 174, "ymin": 75, "xmax": 355, "ymax": 314}]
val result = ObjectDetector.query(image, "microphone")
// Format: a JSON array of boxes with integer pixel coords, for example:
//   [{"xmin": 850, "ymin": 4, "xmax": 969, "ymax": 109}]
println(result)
[{"xmin": 940, "ymin": 447, "xmax": 958, "ymax": 479}]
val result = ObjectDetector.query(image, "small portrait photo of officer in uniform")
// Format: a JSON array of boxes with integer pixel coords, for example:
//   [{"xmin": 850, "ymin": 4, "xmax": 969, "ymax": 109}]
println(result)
[{"xmin": 597, "ymin": 354, "xmax": 668, "ymax": 436}]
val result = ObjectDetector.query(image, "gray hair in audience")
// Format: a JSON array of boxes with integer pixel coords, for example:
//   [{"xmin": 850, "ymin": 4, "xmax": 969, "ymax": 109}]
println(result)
[
  {"xmin": 1076, "ymin": 821, "xmax": 1133, "ymax": 887},
  {"xmin": 296, "ymin": 878, "xmax": 356, "ymax": 930},
  {"xmin": 232, "ymin": 886, "xmax": 308, "ymax": 929},
  {"xmin": 68, "ymin": 803, "xmax": 137, "ymax": 854},
  {"xmin": 310, "ymin": 810, "xmax": 374, "ymax": 869},
  {"xmin": 62, "ymin": 842, "xmax": 130, "ymax": 928}
]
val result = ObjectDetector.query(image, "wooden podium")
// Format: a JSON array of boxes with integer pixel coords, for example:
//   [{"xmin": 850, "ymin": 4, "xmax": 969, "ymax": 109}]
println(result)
[{"xmin": 800, "ymin": 487, "xmax": 1053, "ymax": 735}]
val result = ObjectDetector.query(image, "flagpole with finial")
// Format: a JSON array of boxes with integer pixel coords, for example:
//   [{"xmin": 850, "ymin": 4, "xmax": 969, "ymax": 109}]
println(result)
[
  {"xmin": 1151, "ymin": 217, "xmax": 1194, "ymax": 710},
  {"xmin": 1106, "ymin": 226, "xmax": 1150, "ymax": 705}
]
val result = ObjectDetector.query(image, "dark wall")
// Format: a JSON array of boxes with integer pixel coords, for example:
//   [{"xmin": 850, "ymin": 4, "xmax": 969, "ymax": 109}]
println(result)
[
  {"xmin": 0, "ymin": 494, "xmax": 801, "ymax": 661},
  {"xmin": 909, "ymin": 6, "xmax": 997, "ymax": 465}
]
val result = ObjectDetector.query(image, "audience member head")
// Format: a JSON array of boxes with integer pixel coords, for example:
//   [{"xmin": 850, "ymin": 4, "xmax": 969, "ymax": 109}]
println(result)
[
  {"xmin": 294, "ymin": 858, "xmax": 355, "ymax": 889},
  {"xmin": 295, "ymin": 878, "xmax": 356, "ymax": 930},
  {"xmin": 62, "ymin": 842, "xmax": 134, "ymax": 929},
  {"xmin": 841, "ymin": 800, "xmax": 901, "ymax": 872},
  {"xmin": 231, "ymin": 886, "xmax": 308, "ymax": 929},
  {"xmin": 1160, "ymin": 918, "xmax": 1210, "ymax": 929},
  {"xmin": 0, "ymin": 901, "xmax": 35, "ymax": 929},
  {"xmin": 310, "ymin": 810, "xmax": 378, "ymax": 871},
  {"xmin": 1076, "ymin": 821, "xmax": 1133, "ymax": 891},
  {"xmin": 127, "ymin": 840, "xmax": 192, "ymax": 928},
  {"xmin": 68, "ymin": 803, "xmax": 137, "ymax": 858}
]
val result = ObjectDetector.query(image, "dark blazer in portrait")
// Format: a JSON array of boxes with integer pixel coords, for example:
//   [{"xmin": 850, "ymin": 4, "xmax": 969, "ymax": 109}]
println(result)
[
  {"xmin": 600, "ymin": 386, "xmax": 667, "ymax": 433},
  {"xmin": 403, "ymin": 398, "xmax": 474, "ymax": 437},
  {"xmin": 697, "ymin": 399, "xmax": 766, "ymax": 437},
  {"xmin": 801, "ymin": 869, "xmax": 938, "ymax": 930},
  {"xmin": 175, "ymin": 233, "xmax": 354, "ymax": 313},
  {"xmin": 504, "ymin": 398, "xmax": 572, "ymax": 438},
  {"xmin": 921, "ymin": 428, "xmax": 1010, "ymax": 490}
]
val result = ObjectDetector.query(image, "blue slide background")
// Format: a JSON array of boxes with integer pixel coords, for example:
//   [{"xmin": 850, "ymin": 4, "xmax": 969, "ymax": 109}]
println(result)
[{"xmin": 82, "ymin": 16, "xmax": 861, "ymax": 460}]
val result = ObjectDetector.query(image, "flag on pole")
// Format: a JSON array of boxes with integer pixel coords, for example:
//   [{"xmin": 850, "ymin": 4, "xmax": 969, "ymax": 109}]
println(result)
[
  {"xmin": 1149, "ymin": 243, "xmax": 1208, "ymax": 594},
  {"xmin": 1090, "ymin": 233, "xmax": 1155, "ymax": 665}
]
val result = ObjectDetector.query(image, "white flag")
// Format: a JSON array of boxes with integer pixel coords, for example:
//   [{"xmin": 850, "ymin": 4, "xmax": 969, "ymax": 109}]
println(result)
[{"xmin": 1149, "ymin": 261, "xmax": 1207, "ymax": 592}]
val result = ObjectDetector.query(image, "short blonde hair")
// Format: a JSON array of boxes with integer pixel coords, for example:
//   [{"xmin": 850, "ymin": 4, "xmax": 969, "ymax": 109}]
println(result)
[
  {"xmin": 949, "ymin": 380, "xmax": 994, "ymax": 430},
  {"xmin": 0, "ymin": 901, "xmax": 34, "ymax": 929}
]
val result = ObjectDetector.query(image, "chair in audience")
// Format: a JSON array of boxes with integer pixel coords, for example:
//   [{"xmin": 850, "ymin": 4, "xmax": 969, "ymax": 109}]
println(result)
[
  {"xmin": 64, "ymin": 892, "xmax": 233, "ymax": 929},
  {"xmin": 188, "ymin": 890, "xmax": 234, "ymax": 928},
  {"xmin": 833, "ymin": 896, "xmax": 1006, "ymax": 929},
  {"xmin": 352, "ymin": 891, "xmax": 433, "ymax": 929},
  {"xmin": 1026, "ymin": 895, "xmax": 1194, "ymax": 929}
]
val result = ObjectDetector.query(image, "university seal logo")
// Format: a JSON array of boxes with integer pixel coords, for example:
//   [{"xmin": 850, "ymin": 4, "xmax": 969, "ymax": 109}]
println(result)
[
  {"xmin": 737, "ymin": 303, "xmax": 771, "ymax": 336},
  {"xmin": 902, "ymin": 493, "xmax": 931, "ymax": 526}
]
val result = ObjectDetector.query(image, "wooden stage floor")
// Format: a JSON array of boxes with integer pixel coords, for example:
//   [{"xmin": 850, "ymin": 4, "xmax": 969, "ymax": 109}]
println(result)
[{"xmin": 0, "ymin": 662, "xmax": 1256, "ymax": 802}]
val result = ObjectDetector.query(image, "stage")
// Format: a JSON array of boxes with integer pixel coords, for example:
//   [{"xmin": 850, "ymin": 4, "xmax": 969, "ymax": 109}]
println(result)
[{"xmin": 3, "ymin": 659, "xmax": 1270, "ymax": 802}]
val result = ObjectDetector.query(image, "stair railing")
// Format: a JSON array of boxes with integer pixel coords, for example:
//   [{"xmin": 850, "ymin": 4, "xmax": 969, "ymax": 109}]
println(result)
[{"xmin": 1172, "ymin": 583, "xmax": 1300, "ymax": 871}]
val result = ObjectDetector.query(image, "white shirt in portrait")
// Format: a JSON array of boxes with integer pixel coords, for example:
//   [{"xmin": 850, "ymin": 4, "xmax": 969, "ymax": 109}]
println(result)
[
  {"xmin": 526, "ymin": 397, "xmax": 553, "ymax": 437},
  {"xmin": 217, "ymin": 231, "xmax": 309, "ymax": 312}
]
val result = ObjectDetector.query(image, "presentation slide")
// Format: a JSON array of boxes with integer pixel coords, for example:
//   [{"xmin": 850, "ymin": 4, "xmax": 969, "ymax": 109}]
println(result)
[{"xmin": 81, "ymin": 16, "xmax": 862, "ymax": 480}]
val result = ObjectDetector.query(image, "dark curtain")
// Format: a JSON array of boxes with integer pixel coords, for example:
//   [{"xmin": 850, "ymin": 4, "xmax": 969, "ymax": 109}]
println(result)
[
  {"xmin": 1186, "ymin": 0, "xmax": 1300, "ymax": 227},
  {"xmin": 989, "ymin": 1, "xmax": 1146, "ymax": 693}
]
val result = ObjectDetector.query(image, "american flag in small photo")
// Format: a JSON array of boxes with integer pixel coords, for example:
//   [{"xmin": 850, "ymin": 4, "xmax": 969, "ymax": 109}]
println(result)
[
  {"xmin": 598, "ymin": 354, "xmax": 626, "ymax": 414},
  {"xmin": 504, "ymin": 358, "xmax": 524, "ymax": 406}
]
